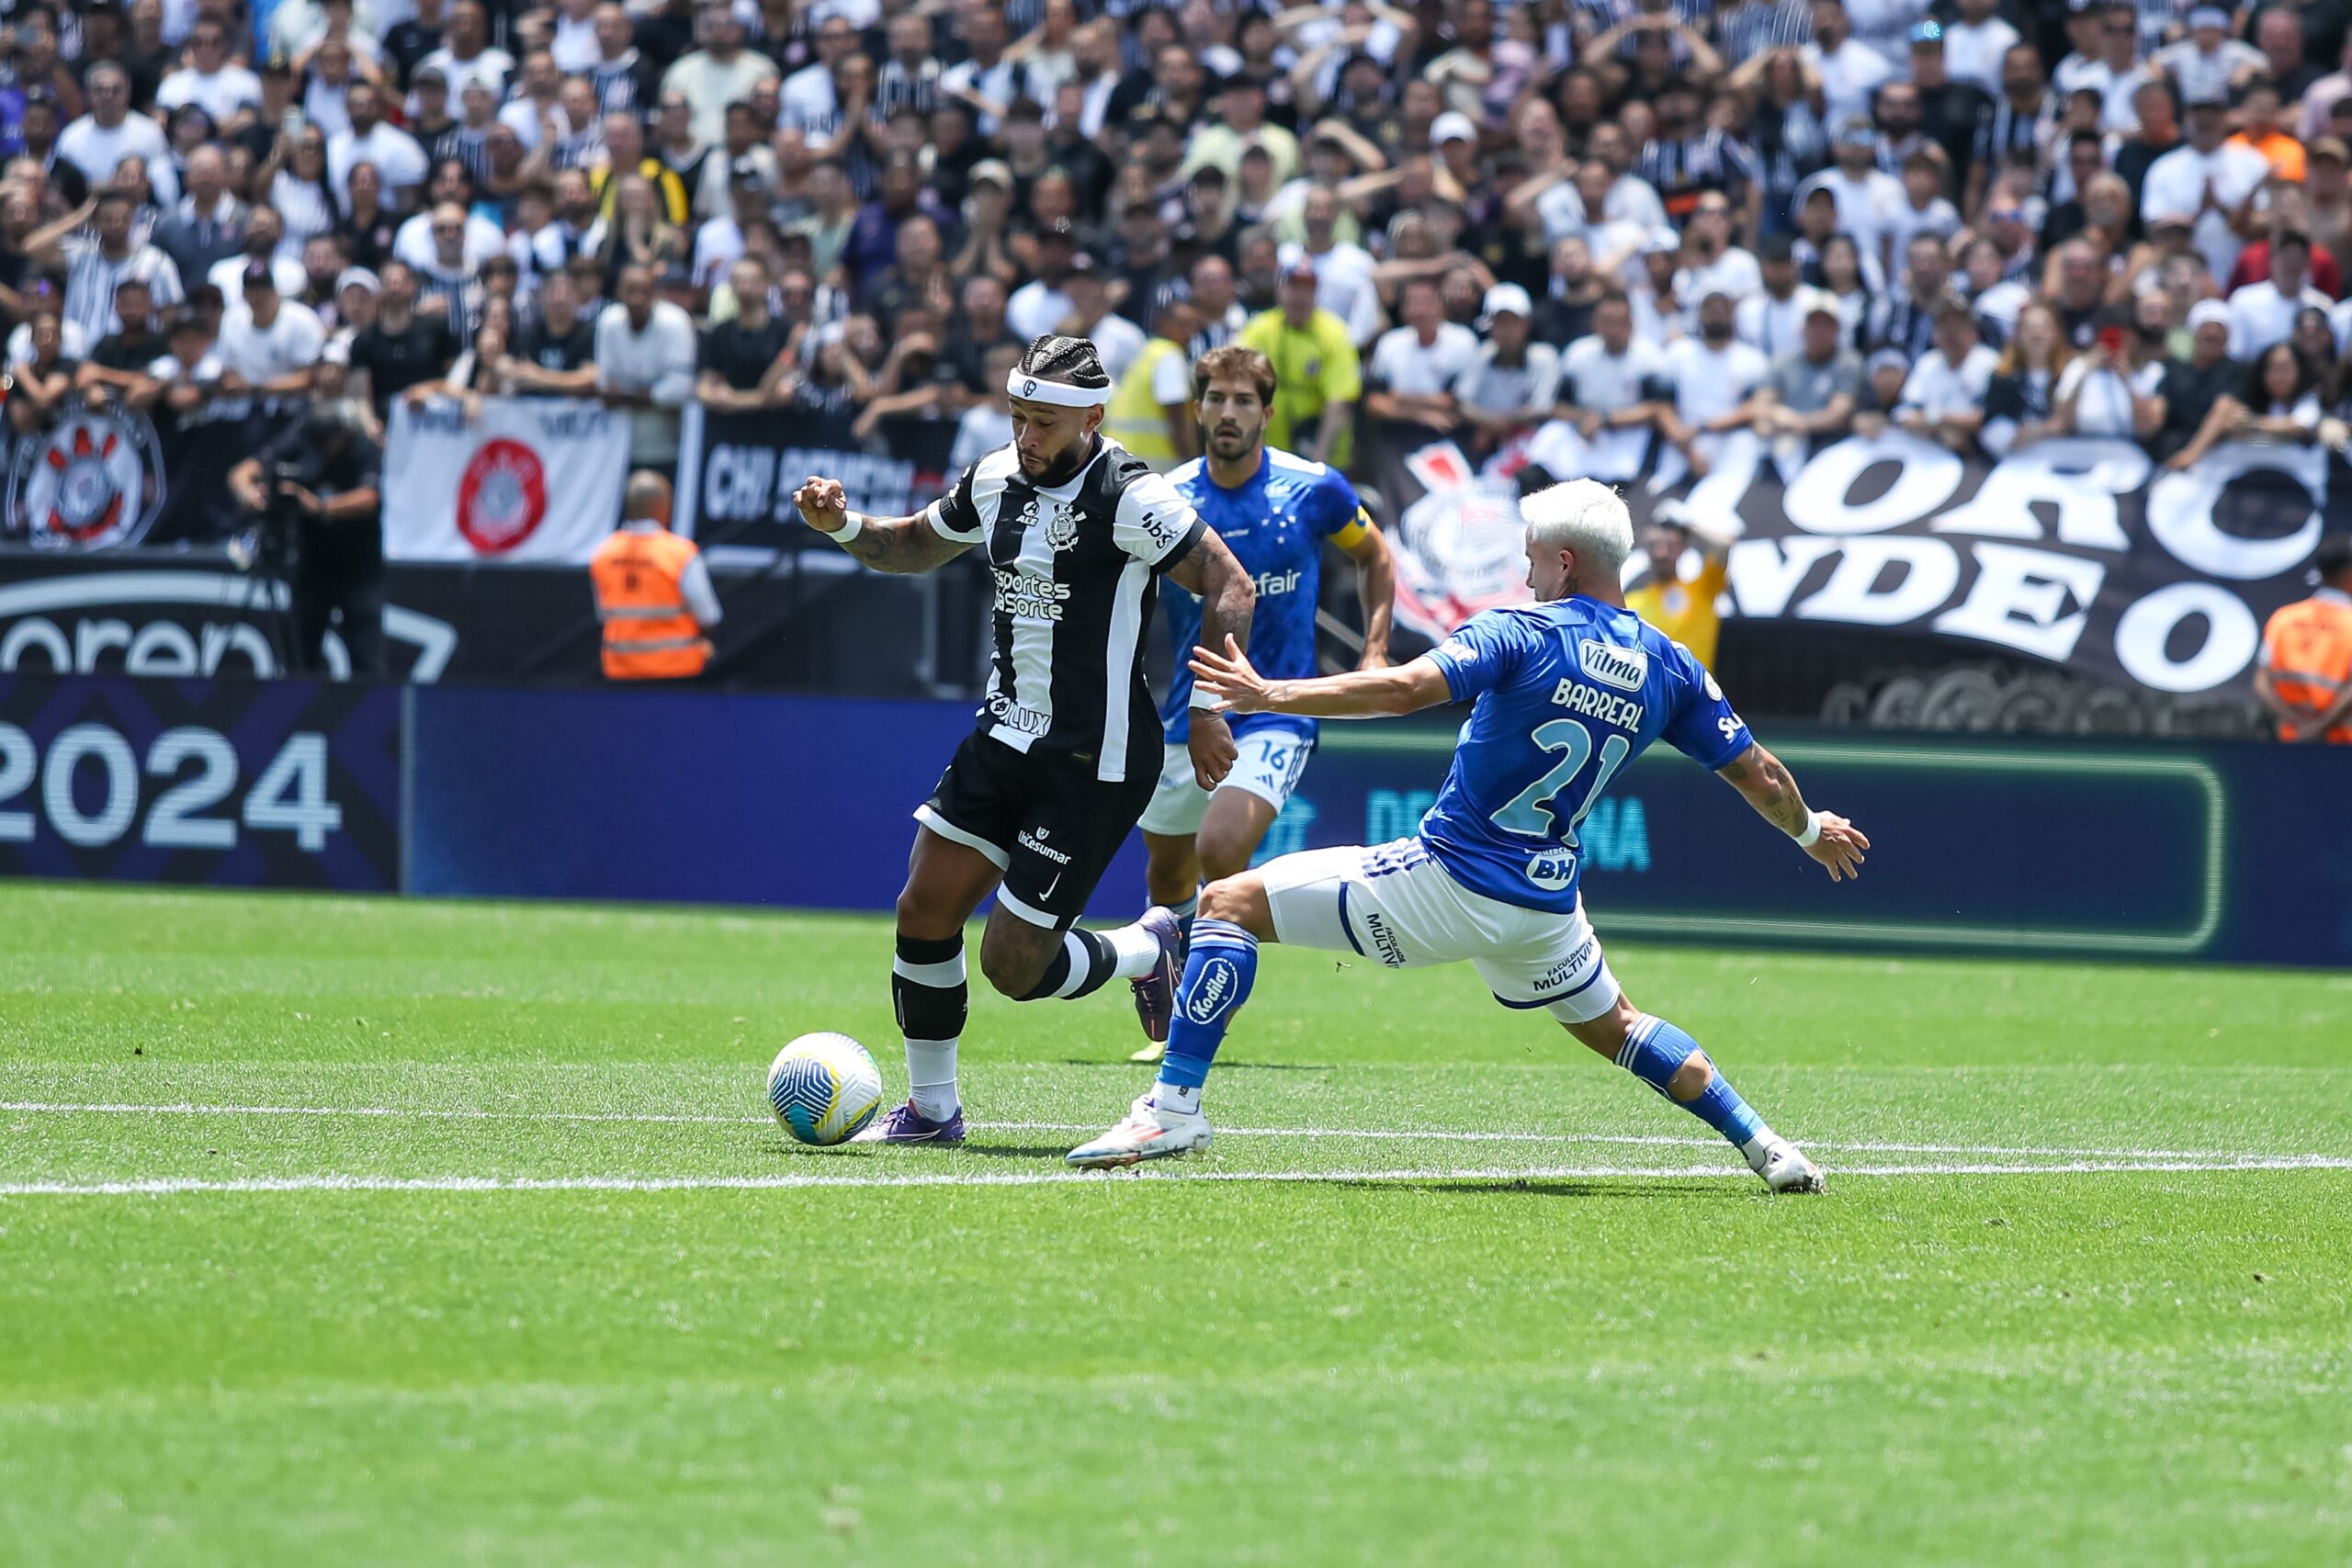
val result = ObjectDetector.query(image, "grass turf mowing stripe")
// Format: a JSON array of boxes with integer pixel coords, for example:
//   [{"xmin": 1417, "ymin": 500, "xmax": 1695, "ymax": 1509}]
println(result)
[
  {"xmin": 5, "ymin": 1100, "xmax": 2346, "ymax": 1164},
  {"xmin": 6, "ymin": 1155, "xmax": 2352, "ymax": 1198}
]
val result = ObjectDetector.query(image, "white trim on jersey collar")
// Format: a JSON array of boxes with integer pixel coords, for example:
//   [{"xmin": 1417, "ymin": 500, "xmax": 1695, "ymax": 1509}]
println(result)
[{"xmin": 1006, "ymin": 368, "xmax": 1111, "ymax": 407}]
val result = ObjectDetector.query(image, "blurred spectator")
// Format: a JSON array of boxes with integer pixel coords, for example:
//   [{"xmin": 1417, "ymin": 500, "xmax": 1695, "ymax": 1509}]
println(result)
[
  {"xmin": 347, "ymin": 259, "xmax": 459, "ymax": 417},
  {"xmin": 595, "ymin": 261, "xmax": 695, "ymax": 476},
  {"xmin": 1982, "ymin": 299, "xmax": 2070, "ymax": 456},
  {"xmin": 217, "ymin": 260, "xmax": 327, "ymax": 412},
  {"xmin": 1663, "ymin": 288, "xmax": 1770, "ymax": 479},
  {"xmin": 1455, "ymin": 284, "xmax": 1559, "ymax": 455},
  {"xmin": 1626, "ymin": 504, "xmax": 1731, "ymax": 668},
  {"xmin": 1238, "ymin": 258, "xmax": 1361, "ymax": 467},
  {"xmin": 1365, "ymin": 273, "xmax": 1476, "ymax": 431},
  {"xmin": 2153, "ymin": 299, "xmax": 2241, "ymax": 457},
  {"xmin": 152, "ymin": 144, "xmax": 246, "ymax": 284},
  {"xmin": 1754, "ymin": 292, "xmax": 1863, "ymax": 444},
  {"xmin": 1896, "ymin": 303, "xmax": 1996, "ymax": 449},
  {"xmin": 2228, "ymin": 229, "xmax": 2330, "ymax": 359},
  {"xmin": 694, "ymin": 255, "xmax": 792, "ymax": 409},
  {"xmin": 2168, "ymin": 340, "xmax": 2324, "ymax": 468},
  {"xmin": 6, "ymin": 306, "xmax": 77, "ymax": 433},
  {"xmin": 1103, "ymin": 284, "xmax": 1199, "ymax": 471},
  {"xmin": 2256, "ymin": 536, "xmax": 2352, "ymax": 742},
  {"xmin": 59, "ymin": 63, "xmax": 178, "ymax": 204},
  {"xmin": 508, "ymin": 267, "xmax": 600, "ymax": 395},
  {"xmin": 36, "ymin": 186, "xmax": 184, "ymax": 344}
]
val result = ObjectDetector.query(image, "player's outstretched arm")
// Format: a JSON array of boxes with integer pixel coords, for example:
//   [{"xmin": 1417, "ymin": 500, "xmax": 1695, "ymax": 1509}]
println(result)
[
  {"xmin": 1191, "ymin": 637, "xmax": 1452, "ymax": 719},
  {"xmin": 1714, "ymin": 741, "xmax": 1871, "ymax": 881},
  {"xmin": 791, "ymin": 476, "xmax": 973, "ymax": 574}
]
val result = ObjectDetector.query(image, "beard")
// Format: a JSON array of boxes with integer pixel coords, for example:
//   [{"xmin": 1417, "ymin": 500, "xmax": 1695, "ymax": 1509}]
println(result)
[
  {"xmin": 1022, "ymin": 429, "xmax": 1099, "ymax": 485},
  {"xmin": 1207, "ymin": 423, "xmax": 1259, "ymax": 459}
]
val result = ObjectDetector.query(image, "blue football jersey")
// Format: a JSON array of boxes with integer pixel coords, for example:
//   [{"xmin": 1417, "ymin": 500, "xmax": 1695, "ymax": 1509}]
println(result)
[
  {"xmin": 1419, "ymin": 599, "xmax": 1754, "ymax": 913},
  {"xmin": 1160, "ymin": 447, "xmax": 1370, "ymax": 744}
]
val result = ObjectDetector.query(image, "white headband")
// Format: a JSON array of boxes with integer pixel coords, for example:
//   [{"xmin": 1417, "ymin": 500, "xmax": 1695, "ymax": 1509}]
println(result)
[{"xmin": 1006, "ymin": 368, "xmax": 1111, "ymax": 408}]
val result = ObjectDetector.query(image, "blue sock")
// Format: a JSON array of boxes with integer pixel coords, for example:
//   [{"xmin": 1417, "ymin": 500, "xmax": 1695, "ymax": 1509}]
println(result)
[
  {"xmin": 1617, "ymin": 1012, "xmax": 1767, "ymax": 1153},
  {"xmin": 1153, "ymin": 918, "xmax": 1257, "ymax": 1096}
]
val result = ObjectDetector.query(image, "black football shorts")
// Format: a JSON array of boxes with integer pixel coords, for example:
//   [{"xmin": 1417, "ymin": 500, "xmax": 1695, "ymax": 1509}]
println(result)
[{"xmin": 914, "ymin": 730, "xmax": 1157, "ymax": 928}]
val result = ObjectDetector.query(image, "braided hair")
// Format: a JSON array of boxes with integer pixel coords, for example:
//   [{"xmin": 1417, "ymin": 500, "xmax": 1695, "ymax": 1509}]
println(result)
[{"xmin": 1017, "ymin": 333, "xmax": 1112, "ymax": 390}]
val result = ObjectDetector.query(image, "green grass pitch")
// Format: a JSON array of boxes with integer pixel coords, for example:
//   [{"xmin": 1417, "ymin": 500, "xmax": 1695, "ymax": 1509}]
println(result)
[{"xmin": 3, "ymin": 883, "xmax": 2348, "ymax": 1565}]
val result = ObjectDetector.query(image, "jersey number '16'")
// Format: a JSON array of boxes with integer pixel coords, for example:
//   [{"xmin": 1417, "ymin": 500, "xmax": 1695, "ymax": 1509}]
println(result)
[{"xmin": 1491, "ymin": 717, "xmax": 1631, "ymax": 843}]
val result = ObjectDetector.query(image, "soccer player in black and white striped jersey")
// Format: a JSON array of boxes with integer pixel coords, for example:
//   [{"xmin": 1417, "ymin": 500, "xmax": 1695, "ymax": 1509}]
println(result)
[{"xmin": 793, "ymin": 334, "xmax": 1259, "ymax": 1145}]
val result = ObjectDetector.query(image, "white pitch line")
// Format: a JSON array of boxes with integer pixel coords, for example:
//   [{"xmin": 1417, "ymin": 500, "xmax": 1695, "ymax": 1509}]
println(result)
[
  {"xmin": 0, "ymin": 1100, "xmax": 2334, "ymax": 1166},
  {"xmin": 4, "ymin": 1155, "xmax": 2352, "ymax": 1200},
  {"xmin": 0, "ymin": 1100, "xmax": 767, "ymax": 1126}
]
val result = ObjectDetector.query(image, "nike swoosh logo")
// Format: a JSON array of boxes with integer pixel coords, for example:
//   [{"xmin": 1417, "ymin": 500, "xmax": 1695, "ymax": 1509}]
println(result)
[{"xmin": 1041, "ymin": 870, "xmax": 1062, "ymax": 900}]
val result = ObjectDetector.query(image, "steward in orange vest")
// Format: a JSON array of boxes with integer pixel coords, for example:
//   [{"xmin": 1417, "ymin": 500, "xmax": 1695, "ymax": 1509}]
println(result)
[
  {"xmin": 2257, "ymin": 537, "xmax": 2352, "ymax": 743},
  {"xmin": 589, "ymin": 471, "xmax": 720, "ymax": 679}
]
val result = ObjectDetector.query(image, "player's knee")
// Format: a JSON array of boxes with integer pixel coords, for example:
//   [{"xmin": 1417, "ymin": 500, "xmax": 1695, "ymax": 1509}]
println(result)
[
  {"xmin": 1667, "ymin": 1050, "xmax": 1714, "ymax": 1103},
  {"xmin": 977, "ymin": 930, "xmax": 1049, "ymax": 997},
  {"xmin": 895, "ymin": 885, "xmax": 961, "ymax": 941},
  {"xmin": 1196, "ymin": 875, "xmax": 1253, "ymax": 926}
]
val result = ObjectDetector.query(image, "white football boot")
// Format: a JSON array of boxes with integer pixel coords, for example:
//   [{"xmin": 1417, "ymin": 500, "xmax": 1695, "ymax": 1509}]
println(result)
[
  {"xmin": 1751, "ymin": 1137, "xmax": 1826, "ymax": 1194},
  {"xmin": 1065, "ymin": 1094, "xmax": 1213, "ymax": 1168}
]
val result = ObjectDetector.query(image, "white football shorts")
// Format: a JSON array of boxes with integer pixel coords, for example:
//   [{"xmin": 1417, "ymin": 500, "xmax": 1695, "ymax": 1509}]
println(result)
[
  {"xmin": 1258, "ymin": 838, "xmax": 1623, "ymax": 1024},
  {"xmin": 1137, "ymin": 731, "xmax": 1314, "ymax": 837}
]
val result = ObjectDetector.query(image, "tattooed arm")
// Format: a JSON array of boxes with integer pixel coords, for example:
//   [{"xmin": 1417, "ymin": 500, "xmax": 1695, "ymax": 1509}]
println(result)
[
  {"xmin": 791, "ymin": 476, "xmax": 976, "ymax": 574},
  {"xmin": 1714, "ymin": 741, "xmax": 1871, "ymax": 882},
  {"xmin": 1163, "ymin": 527, "xmax": 1257, "ymax": 788},
  {"xmin": 1164, "ymin": 526, "xmax": 1256, "ymax": 671}
]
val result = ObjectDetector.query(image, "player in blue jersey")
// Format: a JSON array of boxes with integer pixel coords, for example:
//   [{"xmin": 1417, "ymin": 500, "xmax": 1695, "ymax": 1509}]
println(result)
[
  {"xmin": 1067, "ymin": 479, "xmax": 1871, "ymax": 1190},
  {"xmin": 1129, "ymin": 344, "xmax": 1396, "ymax": 1063}
]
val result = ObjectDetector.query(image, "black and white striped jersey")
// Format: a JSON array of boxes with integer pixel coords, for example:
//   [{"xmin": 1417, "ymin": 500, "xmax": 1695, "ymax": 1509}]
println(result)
[{"xmin": 926, "ymin": 437, "xmax": 1206, "ymax": 784}]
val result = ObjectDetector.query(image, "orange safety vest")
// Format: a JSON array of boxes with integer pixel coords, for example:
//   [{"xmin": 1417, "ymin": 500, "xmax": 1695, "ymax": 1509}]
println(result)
[
  {"xmin": 589, "ymin": 525, "xmax": 712, "ymax": 680},
  {"xmin": 2260, "ymin": 592, "xmax": 2352, "ymax": 743}
]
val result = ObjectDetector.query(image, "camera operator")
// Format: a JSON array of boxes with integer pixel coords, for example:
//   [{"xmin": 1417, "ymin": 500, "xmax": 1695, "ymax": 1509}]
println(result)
[{"xmin": 226, "ymin": 405, "xmax": 386, "ymax": 677}]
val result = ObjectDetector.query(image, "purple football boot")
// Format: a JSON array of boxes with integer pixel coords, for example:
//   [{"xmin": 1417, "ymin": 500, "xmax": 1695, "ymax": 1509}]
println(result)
[
  {"xmin": 1128, "ymin": 905, "xmax": 1184, "ymax": 1047},
  {"xmin": 851, "ymin": 1100, "xmax": 967, "ymax": 1145}
]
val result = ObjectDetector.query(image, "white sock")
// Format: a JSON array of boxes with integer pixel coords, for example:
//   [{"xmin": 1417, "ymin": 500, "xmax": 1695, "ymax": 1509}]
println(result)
[
  {"xmin": 1104, "ymin": 920, "xmax": 1162, "ymax": 979},
  {"xmin": 1150, "ymin": 1079, "xmax": 1201, "ymax": 1115},
  {"xmin": 906, "ymin": 1039, "xmax": 959, "ymax": 1121},
  {"xmin": 1738, "ymin": 1126, "xmax": 1781, "ymax": 1174}
]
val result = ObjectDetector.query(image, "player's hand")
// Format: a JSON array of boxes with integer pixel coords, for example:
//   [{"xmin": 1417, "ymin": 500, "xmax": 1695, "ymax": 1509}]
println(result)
[
  {"xmin": 1804, "ymin": 813, "xmax": 1870, "ymax": 882},
  {"xmin": 792, "ymin": 475, "xmax": 849, "ymax": 535},
  {"xmin": 1190, "ymin": 635, "xmax": 1274, "ymax": 714},
  {"xmin": 1188, "ymin": 710, "xmax": 1238, "ymax": 790}
]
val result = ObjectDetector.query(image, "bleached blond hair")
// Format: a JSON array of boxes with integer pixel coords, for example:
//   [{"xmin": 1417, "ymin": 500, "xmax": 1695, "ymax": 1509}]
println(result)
[{"xmin": 1521, "ymin": 479, "xmax": 1634, "ymax": 578}]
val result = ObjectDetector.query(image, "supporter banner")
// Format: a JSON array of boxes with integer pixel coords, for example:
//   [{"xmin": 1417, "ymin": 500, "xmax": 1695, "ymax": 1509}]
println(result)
[
  {"xmin": 1366, "ymin": 422, "xmax": 2346, "ymax": 695},
  {"xmin": 0, "ymin": 396, "xmax": 271, "ymax": 549},
  {"xmin": 673, "ymin": 405, "xmax": 955, "ymax": 552},
  {"xmin": 383, "ymin": 397, "xmax": 628, "ymax": 563},
  {"xmin": 0, "ymin": 672, "xmax": 402, "ymax": 890}
]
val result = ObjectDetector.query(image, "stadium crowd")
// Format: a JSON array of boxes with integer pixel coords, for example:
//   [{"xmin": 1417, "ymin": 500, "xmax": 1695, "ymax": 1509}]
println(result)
[{"xmin": 8, "ymin": 0, "xmax": 2352, "ymax": 490}]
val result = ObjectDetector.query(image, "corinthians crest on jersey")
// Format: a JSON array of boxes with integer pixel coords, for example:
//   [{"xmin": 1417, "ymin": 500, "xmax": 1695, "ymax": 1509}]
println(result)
[{"xmin": 925, "ymin": 436, "xmax": 1204, "ymax": 783}]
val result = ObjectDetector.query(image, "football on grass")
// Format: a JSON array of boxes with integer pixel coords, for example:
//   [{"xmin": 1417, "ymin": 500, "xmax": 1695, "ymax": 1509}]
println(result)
[{"xmin": 766, "ymin": 1033, "xmax": 886, "ymax": 1146}]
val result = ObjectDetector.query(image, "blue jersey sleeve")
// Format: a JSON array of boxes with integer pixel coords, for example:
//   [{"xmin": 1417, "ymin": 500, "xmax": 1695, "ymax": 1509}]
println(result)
[
  {"xmin": 1659, "ymin": 642, "xmax": 1753, "ymax": 770},
  {"xmin": 1313, "ymin": 468, "xmax": 1368, "ymax": 542},
  {"xmin": 1427, "ymin": 610, "xmax": 1528, "ymax": 704}
]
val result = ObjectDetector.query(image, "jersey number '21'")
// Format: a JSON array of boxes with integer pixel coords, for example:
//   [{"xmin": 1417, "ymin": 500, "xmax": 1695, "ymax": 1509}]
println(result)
[{"xmin": 1491, "ymin": 717, "xmax": 1632, "ymax": 843}]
